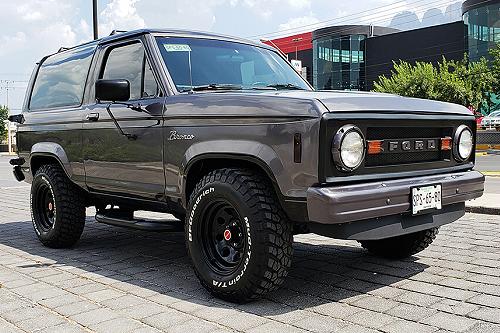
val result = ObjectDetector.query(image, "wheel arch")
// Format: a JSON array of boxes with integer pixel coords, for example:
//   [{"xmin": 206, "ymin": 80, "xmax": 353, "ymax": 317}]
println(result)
[
  {"xmin": 30, "ymin": 142, "xmax": 73, "ymax": 178},
  {"xmin": 183, "ymin": 153, "xmax": 282, "ymax": 209}
]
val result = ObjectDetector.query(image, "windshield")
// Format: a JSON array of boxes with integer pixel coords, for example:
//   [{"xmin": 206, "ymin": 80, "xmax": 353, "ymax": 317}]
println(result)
[
  {"xmin": 156, "ymin": 37, "xmax": 311, "ymax": 92},
  {"xmin": 489, "ymin": 111, "xmax": 500, "ymax": 117}
]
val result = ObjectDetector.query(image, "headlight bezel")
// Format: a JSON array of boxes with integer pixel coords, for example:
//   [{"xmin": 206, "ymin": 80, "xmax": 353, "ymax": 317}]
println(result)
[
  {"xmin": 332, "ymin": 124, "xmax": 366, "ymax": 172},
  {"xmin": 453, "ymin": 124, "xmax": 473, "ymax": 162}
]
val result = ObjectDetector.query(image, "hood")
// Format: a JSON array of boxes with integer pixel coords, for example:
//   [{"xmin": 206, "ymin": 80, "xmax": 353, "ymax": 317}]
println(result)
[{"xmin": 258, "ymin": 90, "xmax": 472, "ymax": 116}]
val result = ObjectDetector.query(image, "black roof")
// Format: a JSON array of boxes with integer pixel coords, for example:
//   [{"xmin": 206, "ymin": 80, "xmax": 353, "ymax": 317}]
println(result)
[{"xmin": 463, "ymin": 0, "xmax": 500, "ymax": 13}]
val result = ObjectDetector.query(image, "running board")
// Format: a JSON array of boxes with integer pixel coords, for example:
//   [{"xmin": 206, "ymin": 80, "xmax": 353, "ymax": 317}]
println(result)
[{"xmin": 95, "ymin": 213, "xmax": 183, "ymax": 232}]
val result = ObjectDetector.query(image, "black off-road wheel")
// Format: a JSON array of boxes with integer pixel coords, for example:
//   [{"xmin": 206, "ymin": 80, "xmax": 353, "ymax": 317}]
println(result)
[
  {"xmin": 31, "ymin": 164, "xmax": 86, "ymax": 248},
  {"xmin": 359, "ymin": 227, "xmax": 439, "ymax": 259},
  {"xmin": 186, "ymin": 168, "xmax": 293, "ymax": 303}
]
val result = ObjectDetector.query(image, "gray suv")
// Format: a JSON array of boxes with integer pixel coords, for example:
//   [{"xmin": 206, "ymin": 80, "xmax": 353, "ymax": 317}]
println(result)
[{"xmin": 9, "ymin": 29, "xmax": 484, "ymax": 303}]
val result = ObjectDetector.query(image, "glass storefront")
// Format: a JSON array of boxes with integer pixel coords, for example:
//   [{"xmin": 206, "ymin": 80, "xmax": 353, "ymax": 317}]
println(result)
[
  {"xmin": 463, "ymin": 1, "xmax": 500, "ymax": 61},
  {"xmin": 313, "ymin": 35, "xmax": 366, "ymax": 91}
]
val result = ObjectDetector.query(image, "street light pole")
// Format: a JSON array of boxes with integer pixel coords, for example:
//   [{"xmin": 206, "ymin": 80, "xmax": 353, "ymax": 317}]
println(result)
[
  {"xmin": 292, "ymin": 37, "xmax": 303, "ymax": 60},
  {"xmin": 93, "ymin": 0, "xmax": 98, "ymax": 40}
]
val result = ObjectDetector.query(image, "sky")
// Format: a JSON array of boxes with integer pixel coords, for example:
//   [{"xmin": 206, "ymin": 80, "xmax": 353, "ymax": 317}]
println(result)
[{"xmin": 0, "ymin": 0, "xmax": 463, "ymax": 113}]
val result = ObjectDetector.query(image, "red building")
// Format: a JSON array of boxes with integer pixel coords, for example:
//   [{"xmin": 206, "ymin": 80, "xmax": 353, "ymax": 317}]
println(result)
[{"xmin": 262, "ymin": 32, "xmax": 313, "ymax": 83}]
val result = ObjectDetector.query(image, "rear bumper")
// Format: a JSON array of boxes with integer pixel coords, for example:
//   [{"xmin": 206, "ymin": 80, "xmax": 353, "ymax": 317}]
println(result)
[{"xmin": 307, "ymin": 170, "xmax": 484, "ymax": 225}]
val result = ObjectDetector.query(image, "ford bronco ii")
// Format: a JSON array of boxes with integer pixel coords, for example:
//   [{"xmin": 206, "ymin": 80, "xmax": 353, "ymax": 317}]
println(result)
[{"xmin": 9, "ymin": 29, "xmax": 484, "ymax": 303}]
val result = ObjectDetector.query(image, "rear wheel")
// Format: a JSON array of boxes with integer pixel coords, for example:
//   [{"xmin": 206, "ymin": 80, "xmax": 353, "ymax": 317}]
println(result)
[
  {"xmin": 359, "ymin": 228, "xmax": 439, "ymax": 259},
  {"xmin": 31, "ymin": 164, "xmax": 86, "ymax": 248},
  {"xmin": 186, "ymin": 168, "xmax": 293, "ymax": 303}
]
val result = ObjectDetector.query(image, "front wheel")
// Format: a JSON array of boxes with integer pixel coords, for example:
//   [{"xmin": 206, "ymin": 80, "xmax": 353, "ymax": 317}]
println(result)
[
  {"xmin": 31, "ymin": 164, "xmax": 86, "ymax": 248},
  {"xmin": 359, "ymin": 228, "xmax": 439, "ymax": 259},
  {"xmin": 186, "ymin": 168, "xmax": 293, "ymax": 303}
]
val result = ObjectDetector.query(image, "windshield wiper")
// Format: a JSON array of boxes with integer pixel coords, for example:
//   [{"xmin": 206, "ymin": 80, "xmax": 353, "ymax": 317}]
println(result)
[
  {"xmin": 190, "ymin": 84, "xmax": 243, "ymax": 92},
  {"xmin": 266, "ymin": 83, "xmax": 306, "ymax": 90}
]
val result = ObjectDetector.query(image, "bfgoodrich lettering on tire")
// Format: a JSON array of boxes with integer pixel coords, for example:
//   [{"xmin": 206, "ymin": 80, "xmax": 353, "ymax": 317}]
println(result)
[
  {"xmin": 31, "ymin": 164, "xmax": 86, "ymax": 248},
  {"xmin": 186, "ymin": 168, "xmax": 293, "ymax": 303}
]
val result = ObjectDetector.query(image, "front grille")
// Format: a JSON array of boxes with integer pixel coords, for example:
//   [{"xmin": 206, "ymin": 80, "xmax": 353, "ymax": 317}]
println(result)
[{"xmin": 365, "ymin": 126, "xmax": 453, "ymax": 167}]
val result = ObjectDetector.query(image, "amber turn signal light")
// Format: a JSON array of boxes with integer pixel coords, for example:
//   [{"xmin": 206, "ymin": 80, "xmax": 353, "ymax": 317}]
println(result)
[
  {"xmin": 441, "ymin": 137, "xmax": 452, "ymax": 151},
  {"xmin": 367, "ymin": 140, "xmax": 383, "ymax": 155}
]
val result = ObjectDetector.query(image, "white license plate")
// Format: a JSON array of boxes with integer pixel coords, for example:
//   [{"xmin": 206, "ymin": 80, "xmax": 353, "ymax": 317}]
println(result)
[{"xmin": 411, "ymin": 185, "xmax": 442, "ymax": 215}]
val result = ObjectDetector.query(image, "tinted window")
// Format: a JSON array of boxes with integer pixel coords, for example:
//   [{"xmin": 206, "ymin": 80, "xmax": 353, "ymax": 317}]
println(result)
[
  {"xmin": 102, "ymin": 42, "xmax": 159, "ymax": 100},
  {"xmin": 143, "ymin": 60, "xmax": 159, "ymax": 98},
  {"xmin": 30, "ymin": 45, "xmax": 95, "ymax": 110},
  {"xmin": 156, "ymin": 37, "xmax": 310, "ymax": 92}
]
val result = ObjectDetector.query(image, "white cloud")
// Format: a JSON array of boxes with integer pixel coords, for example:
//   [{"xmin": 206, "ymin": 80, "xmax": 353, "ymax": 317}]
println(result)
[
  {"xmin": 99, "ymin": 0, "xmax": 145, "ymax": 36},
  {"xmin": 287, "ymin": 0, "xmax": 311, "ymax": 10},
  {"xmin": 279, "ymin": 15, "xmax": 320, "ymax": 32}
]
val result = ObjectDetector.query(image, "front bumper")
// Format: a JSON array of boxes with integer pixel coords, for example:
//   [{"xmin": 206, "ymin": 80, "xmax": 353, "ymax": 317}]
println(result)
[{"xmin": 307, "ymin": 170, "xmax": 484, "ymax": 225}]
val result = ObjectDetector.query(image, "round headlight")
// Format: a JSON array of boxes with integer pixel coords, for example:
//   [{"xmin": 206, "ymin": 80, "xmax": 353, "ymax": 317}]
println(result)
[
  {"xmin": 332, "ymin": 125, "xmax": 365, "ymax": 171},
  {"xmin": 454, "ymin": 125, "xmax": 473, "ymax": 161}
]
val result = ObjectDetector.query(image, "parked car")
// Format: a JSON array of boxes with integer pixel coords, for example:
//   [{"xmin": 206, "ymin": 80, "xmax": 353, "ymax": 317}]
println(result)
[
  {"xmin": 481, "ymin": 110, "xmax": 500, "ymax": 131},
  {"xmin": 9, "ymin": 29, "xmax": 484, "ymax": 303}
]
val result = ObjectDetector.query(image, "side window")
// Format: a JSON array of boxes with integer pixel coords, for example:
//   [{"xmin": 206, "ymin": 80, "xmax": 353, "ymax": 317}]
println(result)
[
  {"xmin": 101, "ymin": 42, "xmax": 159, "ymax": 100},
  {"xmin": 30, "ymin": 45, "xmax": 95, "ymax": 110},
  {"xmin": 143, "ymin": 60, "xmax": 159, "ymax": 98}
]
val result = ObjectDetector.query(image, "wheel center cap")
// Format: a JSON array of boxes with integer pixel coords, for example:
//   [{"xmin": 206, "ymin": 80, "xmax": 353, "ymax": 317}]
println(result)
[
  {"xmin": 48, "ymin": 202, "xmax": 53, "ymax": 211},
  {"xmin": 223, "ymin": 229, "xmax": 232, "ymax": 241}
]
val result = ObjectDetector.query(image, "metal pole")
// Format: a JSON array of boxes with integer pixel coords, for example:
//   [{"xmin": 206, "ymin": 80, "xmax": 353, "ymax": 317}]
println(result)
[
  {"xmin": 93, "ymin": 0, "xmax": 98, "ymax": 40},
  {"xmin": 7, "ymin": 121, "xmax": 12, "ymax": 155}
]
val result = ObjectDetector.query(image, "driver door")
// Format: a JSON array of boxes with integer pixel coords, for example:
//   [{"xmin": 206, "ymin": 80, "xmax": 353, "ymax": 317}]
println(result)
[{"xmin": 83, "ymin": 39, "xmax": 166, "ymax": 201}]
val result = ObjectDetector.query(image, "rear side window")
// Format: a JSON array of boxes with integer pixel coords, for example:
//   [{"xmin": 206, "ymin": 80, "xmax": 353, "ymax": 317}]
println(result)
[
  {"xmin": 30, "ymin": 45, "xmax": 95, "ymax": 110},
  {"xmin": 101, "ymin": 42, "xmax": 159, "ymax": 100}
]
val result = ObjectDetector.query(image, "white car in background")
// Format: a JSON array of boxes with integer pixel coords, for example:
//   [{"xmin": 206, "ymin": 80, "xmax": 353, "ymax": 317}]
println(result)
[{"xmin": 481, "ymin": 110, "xmax": 500, "ymax": 131}]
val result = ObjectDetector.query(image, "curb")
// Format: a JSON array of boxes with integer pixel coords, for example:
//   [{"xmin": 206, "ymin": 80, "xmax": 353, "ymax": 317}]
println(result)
[
  {"xmin": 466, "ymin": 205, "xmax": 500, "ymax": 215},
  {"xmin": 482, "ymin": 171, "xmax": 500, "ymax": 177}
]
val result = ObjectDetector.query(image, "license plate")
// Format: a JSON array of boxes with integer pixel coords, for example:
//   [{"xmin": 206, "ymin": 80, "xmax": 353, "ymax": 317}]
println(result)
[{"xmin": 411, "ymin": 185, "xmax": 442, "ymax": 215}]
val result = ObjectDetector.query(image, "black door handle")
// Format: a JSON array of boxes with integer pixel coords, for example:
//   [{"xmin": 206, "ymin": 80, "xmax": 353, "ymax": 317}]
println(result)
[{"xmin": 86, "ymin": 113, "xmax": 99, "ymax": 122}]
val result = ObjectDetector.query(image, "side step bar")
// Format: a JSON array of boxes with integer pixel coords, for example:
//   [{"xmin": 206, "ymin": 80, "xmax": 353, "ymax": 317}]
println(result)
[{"xmin": 95, "ymin": 213, "xmax": 183, "ymax": 232}]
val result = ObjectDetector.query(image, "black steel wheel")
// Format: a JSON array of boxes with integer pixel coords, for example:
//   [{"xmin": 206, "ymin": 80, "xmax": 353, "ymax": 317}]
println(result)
[
  {"xmin": 200, "ymin": 200, "xmax": 246, "ymax": 275},
  {"xmin": 186, "ymin": 168, "xmax": 293, "ymax": 303},
  {"xmin": 32, "ymin": 180, "xmax": 56, "ymax": 232},
  {"xmin": 31, "ymin": 164, "xmax": 86, "ymax": 248}
]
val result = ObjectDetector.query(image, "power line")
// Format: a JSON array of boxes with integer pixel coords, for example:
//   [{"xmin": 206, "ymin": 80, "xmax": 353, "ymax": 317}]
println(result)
[{"xmin": 250, "ymin": 0, "xmax": 460, "ymax": 40}]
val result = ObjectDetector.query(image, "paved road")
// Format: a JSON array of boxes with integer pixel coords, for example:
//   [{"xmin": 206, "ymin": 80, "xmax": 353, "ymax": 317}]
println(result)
[
  {"xmin": 0, "ymin": 156, "xmax": 499, "ymax": 332},
  {"xmin": 475, "ymin": 153, "xmax": 500, "ymax": 173}
]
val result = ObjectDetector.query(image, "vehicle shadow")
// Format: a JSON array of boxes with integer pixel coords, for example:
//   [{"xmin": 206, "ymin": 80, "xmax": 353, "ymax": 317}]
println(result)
[{"xmin": 0, "ymin": 216, "xmax": 429, "ymax": 316}]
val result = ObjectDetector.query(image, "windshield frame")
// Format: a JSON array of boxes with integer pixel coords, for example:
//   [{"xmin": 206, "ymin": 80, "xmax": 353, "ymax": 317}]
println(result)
[{"xmin": 151, "ymin": 33, "xmax": 314, "ymax": 95}]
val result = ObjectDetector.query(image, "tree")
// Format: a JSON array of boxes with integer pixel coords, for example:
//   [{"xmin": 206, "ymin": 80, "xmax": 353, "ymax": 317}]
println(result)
[
  {"xmin": 373, "ymin": 54, "xmax": 495, "ymax": 111},
  {"xmin": 490, "ymin": 43, "xmax": 500, "ymax": 97},
  {"xmin": 0, "ymin": 106, "xmax": 8, "ymax": 143}
]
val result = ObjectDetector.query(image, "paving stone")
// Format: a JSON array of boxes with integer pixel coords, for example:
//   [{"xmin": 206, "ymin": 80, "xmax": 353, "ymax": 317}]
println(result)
[
  {"xmin": 294, "ymin": 314, "xmax": 345, "ymax": 332},
  {"xmin": 246, "ymin": 321, "xmax": 308, "ymax": 333},
  {"xmin": 346, "ymin": 309, "xmax": 395, "ymax": 329},
  {"xmin": 141, "ymin": 309, "xmax": 192, "ymax": 331},
  {"xmin": 350, "ymin": 294, "xmax": 399, "ymax": 312},
  {"xmin": 385, "ymin": 303, "xmax": 437, "ymax": 322},
  {"xmin": 70, "ymin": 307, "xmax": 121, "ymax": 326},
  {"xmin": 420, "ymin": 311, "xmax": 479, "ymax": 332},
  {"xmin": 381, "ymin": 319, "xmax": 438, "ymax": 333},
  {"xmin": 467, "ymin": 307, "xmax": 500, "ymax": 324},
  {"xmin": 91, "ymin": 317, "xmax": 146, "ymax": 333}
]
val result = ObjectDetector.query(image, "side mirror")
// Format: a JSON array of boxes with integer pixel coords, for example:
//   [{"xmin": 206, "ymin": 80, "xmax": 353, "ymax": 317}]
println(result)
[{"xmin": 95, "ymin": 79, "xmax": 130, "ymax": 102}]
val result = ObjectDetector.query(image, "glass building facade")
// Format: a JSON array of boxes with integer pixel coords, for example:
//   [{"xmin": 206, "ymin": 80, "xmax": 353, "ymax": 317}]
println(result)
[
  {"xmin": 312, "ymin": 25, "xmax": 398, "ymax": 91},
  {"xmin": 463, "ymin": 0, "xmax": 500, "ymax": 61},
  {"xmin": 313, "ymin": 35, "xmax": 366, "ymax": 91}
]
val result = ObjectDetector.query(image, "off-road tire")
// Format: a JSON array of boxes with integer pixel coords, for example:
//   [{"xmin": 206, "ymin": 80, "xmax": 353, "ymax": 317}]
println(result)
[
  {"xmin": 359, "ymin": 227, "xmax": 439, "ymax": 259},
  {"xmin": 31, "ymin": 164, "xmax": 86, "ymax": 248},
  {"xmin": 186, "ymin": 168, "xmax": 293, "ymax": 303}
]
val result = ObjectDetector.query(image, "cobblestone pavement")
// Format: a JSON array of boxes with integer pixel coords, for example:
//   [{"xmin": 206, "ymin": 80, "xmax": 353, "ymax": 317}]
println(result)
[{"xmin": 0, "ymin": 185, "xmax": 499, "ymax": 333}]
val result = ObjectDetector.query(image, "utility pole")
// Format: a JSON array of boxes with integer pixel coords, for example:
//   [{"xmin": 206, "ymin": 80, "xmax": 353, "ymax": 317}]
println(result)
[{"xmin": 93, "ymin": 0, "xmax": 98, "ymax": 40}]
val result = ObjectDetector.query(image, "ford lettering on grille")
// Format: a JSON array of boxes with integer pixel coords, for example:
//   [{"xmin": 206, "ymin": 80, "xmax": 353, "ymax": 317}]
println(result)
[{"xmin": 384, "ymin": 139, "xmax": 439, "ymax": 153}]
